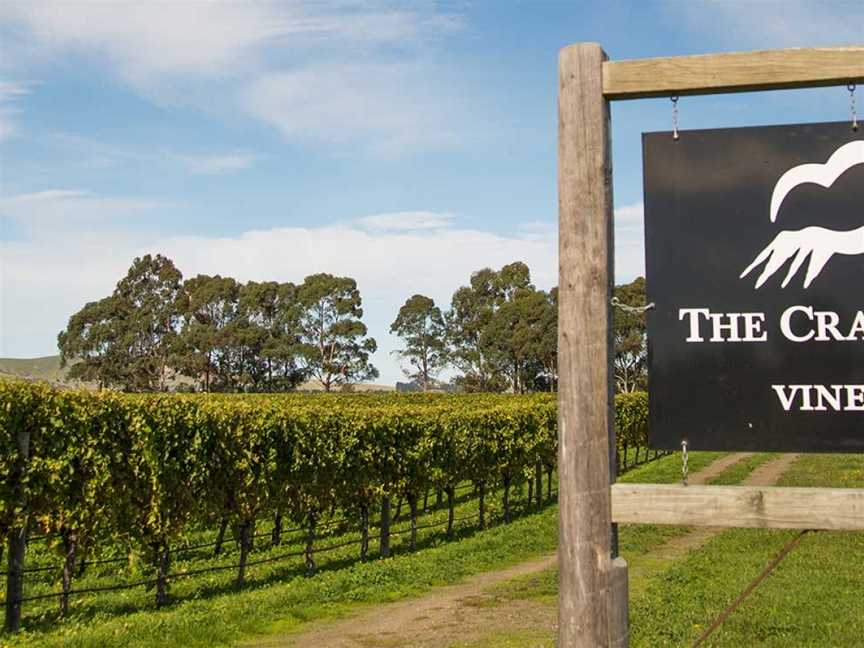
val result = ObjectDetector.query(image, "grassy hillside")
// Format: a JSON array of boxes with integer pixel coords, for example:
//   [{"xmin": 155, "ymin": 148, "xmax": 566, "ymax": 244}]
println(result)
[
  {"xmin": 0, "ymin": 355, "xmax": 393, "ymax": 391},
  {"xmin": 0, "ymin": 355, "xmax": 74, "ymax": 384}
]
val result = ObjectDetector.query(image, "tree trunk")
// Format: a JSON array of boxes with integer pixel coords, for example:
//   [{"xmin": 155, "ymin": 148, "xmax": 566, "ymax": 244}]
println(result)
[
  {"xmin": 408, "ymin": 494, "xmax": 418, "ymax": 551},
  {"xmin": 154, "ymin": 542, "xmax": 170, "ymax": 608},
  {"xmin": 446, "ymin": 487, "xmax": 455, "ymax": 539},
  {"xmin": 59, "ymin": 530, "xmax": 78, "ymax": 617},
  {"xmin": 502, "ymin": 475, "xmax": 511, "ymax": 523},
  {"xmin": 394, "ymin": 496, "xmax": 403, "ymax": 522},
  {"xmin": 214, "ymin": 518, "xmax": 228, "ymax": 556},
  {"xmin": 236, "ymin": 520, "xmax": 253, "ymax": 587},
  {"xmin": 534, "ymin": 459, "xmax": 543, "ymax": 508},
  {"xmin": 379, "ymin": 496, "xmax": 391, "ymax": 558},
  {"xmin": 423, "ymin": 489, "xmax": 429, "ymax": 513},
  {"xmin": 436, "ymin": 488, "xmax": 443, "ymax": 508},
  {"xmin": 305, "ymin": 515, "xmax": 317, "ymax": 575},
  {"xmin": 360, "ymin": 503, "xmax": 370, "ymax": 561},
  {"xmin": 478, "ymin": 482, "xmax": 486, "ymax": 529},
  {"xmin": 527, "ymin": 476, "xmax": 534, "ymax": 509},
  {"xmin": 546, "ymin": 465, "xmax": 553, "ymax": 501},
  {"xmin": 271, "ymin": 512, "xmax": 283, "ymax": 547}
]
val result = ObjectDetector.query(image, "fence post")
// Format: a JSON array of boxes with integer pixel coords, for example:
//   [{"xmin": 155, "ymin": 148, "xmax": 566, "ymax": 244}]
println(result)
[
  {"xmin": 5, "ymin": 427, "xmax": 31, "ymax": 633},
  {"xmin": 558, "ymin": 42, "xmax": 628, "ymax": 647},
  {"xmin": 379, "ymin": 494, "xmax": 391, "ymax": 558}
]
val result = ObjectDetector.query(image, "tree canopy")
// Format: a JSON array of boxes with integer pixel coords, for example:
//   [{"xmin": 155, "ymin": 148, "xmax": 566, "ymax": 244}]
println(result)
[{"xmin": 59, "ymin": 255, "xmax": 645, "ymax": 394}]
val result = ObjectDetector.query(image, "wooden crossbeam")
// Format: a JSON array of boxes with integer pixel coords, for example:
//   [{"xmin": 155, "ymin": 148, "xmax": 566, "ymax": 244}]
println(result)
[
  {"xmin": 603, "ymin": 46, "xmax": 864, "ymax": 99},
  {"xmin": 612, "ymin": 484, "xmax": 864, "ymax": 531}
]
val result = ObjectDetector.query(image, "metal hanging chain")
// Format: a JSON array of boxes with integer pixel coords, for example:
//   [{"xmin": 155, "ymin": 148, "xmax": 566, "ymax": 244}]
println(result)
[
  {"xmin": 671, "ymin": 95, "xmax": 680, "ymax": 140},
  {"xmin": 681, "ymin": 440, "xmax": 689, "ymax": 486},
  {"xmin": 849, "ymin": 83, "xmax": 859, "ymax": 131},
  {"xmin": 611, "ymin": 296, "xmax": 655, "ymax": 314}
]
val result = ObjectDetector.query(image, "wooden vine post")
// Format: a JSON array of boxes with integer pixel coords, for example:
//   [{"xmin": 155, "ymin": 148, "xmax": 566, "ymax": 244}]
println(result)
[
  {"xmin": 557, "ymin": 43, "xmax": 864, "ymax": 648},
  {"xmin": 5, "ymin": 427, "xmax": 31, "ymax": 633}
]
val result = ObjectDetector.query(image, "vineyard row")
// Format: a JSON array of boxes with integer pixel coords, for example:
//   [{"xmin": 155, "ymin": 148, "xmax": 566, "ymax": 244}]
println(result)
[{"xmin": 0, "ymin": 380, "xmax": 648, "ymax": 631}]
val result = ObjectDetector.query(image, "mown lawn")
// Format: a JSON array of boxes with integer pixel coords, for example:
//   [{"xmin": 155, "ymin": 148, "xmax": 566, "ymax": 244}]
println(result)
[
  {"xmin": 0, "ymin": 449, "xmax": 668, "ymax": 648},
  {"xmin": 3, "ymin": 476, "xmax": 548, "ymax": 648},
  {"xmin": 471, "ymin": 452, "xmax": 863, "ymax": 648},
  {"xmin": 7, "ymin": 451, "xmax": 857, "ymax": 647}
]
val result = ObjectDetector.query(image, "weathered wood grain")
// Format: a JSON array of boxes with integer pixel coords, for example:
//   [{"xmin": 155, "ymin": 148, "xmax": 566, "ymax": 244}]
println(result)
[
  {"xmin": 612, "ymin": 484, "xmax": 864, "ymax": 530},
  {"xmin": 603, "ymin": 46, "xmax": 864, "ymax": 99},
  {"xmin": 558, "ymin": 42, "xmax": 621, "ymax": 647}
]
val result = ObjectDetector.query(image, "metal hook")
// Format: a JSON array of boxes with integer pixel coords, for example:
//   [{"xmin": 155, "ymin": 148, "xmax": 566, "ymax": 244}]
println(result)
[{"xmin": 671, "ymin": 95, "xmax": 680, "ymax": 140}]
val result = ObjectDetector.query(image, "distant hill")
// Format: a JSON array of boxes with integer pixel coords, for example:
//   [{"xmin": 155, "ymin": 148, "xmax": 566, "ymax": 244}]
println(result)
[
  {"xmin": 0, "ymin": 355, "xmax": 393, "ymax": 392},
  {"xmin": 0, "ymin": 355, "xmax": 77, "ymax": 385}
]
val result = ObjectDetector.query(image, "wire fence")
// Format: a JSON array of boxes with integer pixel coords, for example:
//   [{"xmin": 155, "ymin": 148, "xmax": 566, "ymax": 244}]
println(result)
[
  {"xmin": 6, "ymin": 482, "xmax": 480, "ymax": 578},
  {"xmin": 1, "ymin": 482, "xmax": 536, "ymax": 610},
  {"xmin": 2, "ymin": 506, "xmax": 496, "ymax": 607}
]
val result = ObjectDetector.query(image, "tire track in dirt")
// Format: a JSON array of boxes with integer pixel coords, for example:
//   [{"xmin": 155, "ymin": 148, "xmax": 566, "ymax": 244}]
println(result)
[
  {"xmin": 628, "ymin": 453, "xmax": 800, "ymax": 599},
  {"xmin": 245, "ymin": 453, "xmax": 799, "ymax": 648}
]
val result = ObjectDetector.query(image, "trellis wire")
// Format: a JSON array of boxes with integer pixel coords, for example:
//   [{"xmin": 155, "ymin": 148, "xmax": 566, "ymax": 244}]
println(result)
[
  {"xmin": 9, "ymin": 483, "xmax": 479, "ymax": 578},
  {"xmin": 1, "ymin": 508, "xmax": 489, "ymax": 607}
]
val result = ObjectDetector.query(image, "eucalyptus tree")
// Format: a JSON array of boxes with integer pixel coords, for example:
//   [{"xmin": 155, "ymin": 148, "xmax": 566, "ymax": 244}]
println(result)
[
  {"xmin": 446, "ymin": 261, "xmax": 543, "ymax": 392},
  {"xmin": 613, "ymin": 277, "xmax": 648, "ymax": 393},
  {"xmin": 295, "ymin": 273, "xmax": 378, "ymax": 391},
  {"xmin": 57, "ymin": 296, "xmax": 126, "ymax": 390},
  {"xmin": 175, "ymin": 274, "xmax": 241, "ymax": 392},
  {"xmin": 446, "ymin": 268, "xmax": 502, "ymax": 391},
  {"xmin": 58, "ymin": 254, "xmax": 184, "ymax": 391},
  {"xmin": 390, "ymin": 294, "xmax": 447, "ymax": 391}
]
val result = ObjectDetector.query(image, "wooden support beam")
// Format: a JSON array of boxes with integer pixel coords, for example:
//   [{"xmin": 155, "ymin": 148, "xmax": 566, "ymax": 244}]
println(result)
[
  {"xmin": 558, "ymin": 42, "xmax": 624, "ymax": 647},
  {"xmin": 603, "ymin": 46, "xmax": 864, "ymax": 99},
  {"xmin": 612, "ymin": 484, "xmax": 864, "ymax": 531}
]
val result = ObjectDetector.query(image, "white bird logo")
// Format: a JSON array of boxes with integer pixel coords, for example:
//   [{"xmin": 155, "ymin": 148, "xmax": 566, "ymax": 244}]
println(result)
[{"xmin": 741, "ymin": 139, "xmax": 864, "ymax": 289}]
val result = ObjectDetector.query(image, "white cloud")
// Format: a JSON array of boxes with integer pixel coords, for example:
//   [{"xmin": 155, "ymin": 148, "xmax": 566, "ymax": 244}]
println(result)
[
  {"xmin": 0, "ymin": 188, "xmax": 171, "ymax": 233},
  {"xmin": 0, "ymin": 80, "xmax": 31, "ymax": 140},
  {"xmin": 355, "ymin": 211, "xmax": 455, "ymax": 231},
  {"xmin": 242, "ymin": 62, "xmax": 466, "ymax": 155},
  {"xmin": 176, "ymin": 153, "xmax": 257, "ymax": 175},
  {"xmin": 0, "ymin": 1, "xmax": 470, "ymax": 156},
  {"xmin": 1, "ymin": 199, "xmax": 554, "ymax": 383},
  {"xmin": 1, "ymin": 193, "xmax": 649, "ymax": 381},
  {"xmin": 0, "ymin": 2, "xmax": 459, "ymax": 83}
]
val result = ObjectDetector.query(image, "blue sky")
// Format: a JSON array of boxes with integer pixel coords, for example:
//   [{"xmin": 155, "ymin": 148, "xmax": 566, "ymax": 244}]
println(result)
[{"xmin": 1, "ymin": 1, "xmax": 862, "ymax": 385}]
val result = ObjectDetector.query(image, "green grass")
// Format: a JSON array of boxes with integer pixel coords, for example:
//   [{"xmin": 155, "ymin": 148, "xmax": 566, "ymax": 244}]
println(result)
[
  {"xmin": 707, "ymin": 453, "xmax": 777, "ymax": 485},
  {"xmin": 629, "ymin": 452, "xmax": 864, "ymax": 647},
  {"xmin": 448, "ymin": 629, "xmax": 554, "ymax": 647},
  {"xmin": 2, "ymin": 477, "xmax": 561, "ymax": 648},
  {"xmin": 618, "ymin": 451, "xmax": 726, "ymax": 484},
  {"xmin": 14, "ymin": 451, "xmax": 856, "ymax": 648},
  {"xmin": 0, "ymin": 450, "xmax": 674, "ymax": 647},
  {"xmin": 463, "ymin": 452, "xmax": 864, "ymax": 648},
  {"xmin": 464, "ymin": 452, "xmax": 729, "ymax": 611},
  {"xmin": 0, "ymin": 356, "xmax": 68, "ymax": 383},
  {"xmin": 5, "ymin": 502, "xmax": 559, "ymax": 648}
]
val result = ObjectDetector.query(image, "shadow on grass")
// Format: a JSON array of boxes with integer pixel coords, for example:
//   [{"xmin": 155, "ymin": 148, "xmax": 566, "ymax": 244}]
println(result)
[{"xmin": 15, "ymin": 492, "xmax": 561, "ymax": 635}]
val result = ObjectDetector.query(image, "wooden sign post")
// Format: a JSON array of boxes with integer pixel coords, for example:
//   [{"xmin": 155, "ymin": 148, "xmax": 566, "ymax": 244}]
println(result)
[{"xmin": 557, "ymin": 44, "xmax": 864, "ymax": 648}]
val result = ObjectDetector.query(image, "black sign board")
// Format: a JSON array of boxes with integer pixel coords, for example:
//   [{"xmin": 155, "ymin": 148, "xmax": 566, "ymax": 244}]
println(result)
[{"xmin": 643, "ymin": 121, "xmax": 864, "ymax": 453}]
